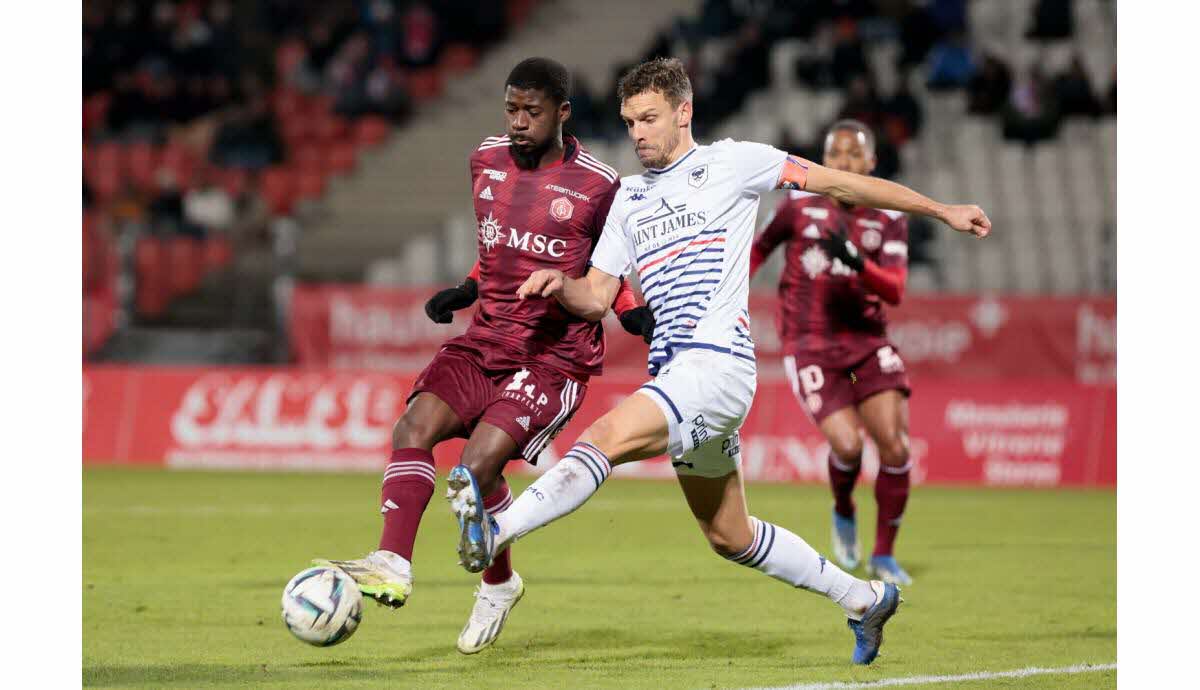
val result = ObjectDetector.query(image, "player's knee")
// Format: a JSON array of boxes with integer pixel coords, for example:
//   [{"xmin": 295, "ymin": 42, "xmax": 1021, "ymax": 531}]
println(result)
[
  {"xmin": 702, "ymin": 522, "xmax": 754, "ymax": 558},
  {"xmin": 878, "ymin": 434, "xmax": 910, "ymax": 468},
  {"xmin": 829, "ymin": 434, "xmax": 864, "ymax": 467},
  {"xmin": 391, "ymin": 413, "xmax": 440, "ymax": 450}
]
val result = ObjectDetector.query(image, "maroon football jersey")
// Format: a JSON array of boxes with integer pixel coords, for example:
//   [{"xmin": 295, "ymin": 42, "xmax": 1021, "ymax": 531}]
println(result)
[
  {"xmin": 449, "ymin": 134, "xmax": 620, "ymax": 380},
  {"xmin": 754, "ymin": 191, "xmax": 909, "ymax": 368}
]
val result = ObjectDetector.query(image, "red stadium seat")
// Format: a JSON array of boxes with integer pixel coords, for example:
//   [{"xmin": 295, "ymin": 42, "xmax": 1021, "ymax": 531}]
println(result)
[
  {"xmin": 275, "ymin": 40, "xmax": 308, "ymax": 82},
  {"xmin": 168, "ymin": 236, "xmax": 204, "ymax": 296},
  {"xmin": 203, "ymin": 235, "xmax": 234, "ymax": 272},
  {"xmin": 407, "ymin": 69, "xmax": 443, "ymax": 102},
  {"xmin": 124, "ymin": 142, "xmax": 160, "ymax": 193},
  {"xmin": 134, "ymin": 237, "xmax": 170, "ymax": 318},
  {"xmin": 280, "ymin": 113, "xmax": 316, "ymax": 147},
  {"xmin": 507, "ymin": 0, "xmax": 537, "ymax": 26},
  {"xmin": 291, "ymin": 143, "xmax": 324, "ymax": 171},
  {"xmin": 83, "ymin": 92, "xmax": 112, "ymax": 135},
  {"xmin": 214, "ymin": 167, "xmax": 249, "ymax": 198},
  {"xmin": 313, "ymin": 113, "xmax": 349, "ymax": 143},
  {"xmin": 353, "ymin": 116, "xmax": 390, "ymax": 148},
  {"xmin": 323, "ymin": 143, "xmax": 357, "ymax": 176},
  {"xmin": 272, "ymin": 88, "xmax": 306, "ymax": 120},
  {"xmin": 259, "ymin": 167, "xmax": 298, "ymax": 216},
  {"xmin": 159, "ymin": 142, "xmax": 198, "ymax": 190},
  {"xmin": 295, "ymin": 168, "xmax": 327, "ymax": 201},
  {"xmin": 439, "ymin": 44, "xmax": 478, "ymax": 76}
]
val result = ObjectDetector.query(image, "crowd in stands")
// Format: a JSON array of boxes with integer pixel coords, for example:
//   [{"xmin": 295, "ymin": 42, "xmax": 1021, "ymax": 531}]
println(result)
[
  {"xmin": 83, "ymin": 0, "xmax": 537, "ymax": 334},
  {"xmin": 570, "ymin": 0, "xmax": 1115, "ymax": 160}
]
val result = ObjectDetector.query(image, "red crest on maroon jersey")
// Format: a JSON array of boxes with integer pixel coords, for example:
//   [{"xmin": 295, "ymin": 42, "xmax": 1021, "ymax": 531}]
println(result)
[{"xmin": 549, "ymin": 197, "xmax": 573, "ymax": 222}]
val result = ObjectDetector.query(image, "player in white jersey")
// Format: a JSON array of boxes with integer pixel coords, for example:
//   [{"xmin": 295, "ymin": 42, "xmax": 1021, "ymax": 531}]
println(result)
[{"xmin": 445, "ymin": 58, "xmax": 990, "ymax": 665}]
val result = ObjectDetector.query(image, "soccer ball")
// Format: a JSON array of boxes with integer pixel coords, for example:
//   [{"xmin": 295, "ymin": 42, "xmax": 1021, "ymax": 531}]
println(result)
[{"xmin": 281, "ymin": 567, "xmax": 363, "ymax": 647}]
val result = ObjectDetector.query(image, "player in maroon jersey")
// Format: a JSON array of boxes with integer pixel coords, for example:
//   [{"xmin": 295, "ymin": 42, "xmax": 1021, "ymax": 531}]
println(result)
[
  {"xmin": 315, "ymin": 57, "xmax": 653, "ymax": 654},
  {"xmin": 750, "ymin": 120, "xmax": 915, "ymax": 586}
]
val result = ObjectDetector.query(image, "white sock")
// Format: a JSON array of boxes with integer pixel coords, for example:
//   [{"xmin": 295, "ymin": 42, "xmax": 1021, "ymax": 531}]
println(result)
[
  {"xmin": 495, "ymin": 442, "xmax": 612, "ymax": 546},
  {"xmin": 726, "ymin": 517, "xmax": 877, "ymax": 620}
]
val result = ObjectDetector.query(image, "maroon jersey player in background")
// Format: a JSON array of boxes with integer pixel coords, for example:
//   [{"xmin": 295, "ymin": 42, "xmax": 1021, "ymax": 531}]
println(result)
[
  {"xmin": 316, "ymin": 57, "xmax": 653, "ymax": 654},
  {"xmin": 750, "ymin": 119, "xmax": 915, "ymax": 586}
]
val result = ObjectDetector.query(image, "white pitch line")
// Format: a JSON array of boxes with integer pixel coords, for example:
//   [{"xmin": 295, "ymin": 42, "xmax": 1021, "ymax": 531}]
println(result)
[{"xmin": 745, "ymin": 662, "xmax": 1117, "ymax": 690}]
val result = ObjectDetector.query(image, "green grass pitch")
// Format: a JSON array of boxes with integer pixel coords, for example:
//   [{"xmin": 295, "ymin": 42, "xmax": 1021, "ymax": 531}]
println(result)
[{"xmin": 83, "ymin": 468, "xmax": 1114, "ymax": 689}]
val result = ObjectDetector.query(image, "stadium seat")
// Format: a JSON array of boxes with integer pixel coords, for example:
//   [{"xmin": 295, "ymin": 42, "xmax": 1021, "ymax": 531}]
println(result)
[
  {"xmin": 168, "ymin": 236, "xmax": 205, "ymax": 296},
  {"xmin": 353, "ymin": 116, "xmax": 390, "ymax": 148},
  {"xmin": 313, "ymin": 113, "xmax": 350, "ymax": 143},
  {"xmin": 407, "ymin": 69, "xmax": 443, "ymax": 102},
  {"xmin": 203, "ymin": 235, "xmax": 234, "ymax": 272},
  {"xmin": 124, "ymin": 142, "xmax": 160, "ymax": 193},
  {"xmin": 291, "ymin": 143, "xmax": 324, "ymax": 171},
  {"xmin": 83, "ymin": 92, "xmax": 112, "ymax": 135},
  {"xmin": 324, "ymin": 143, "xmax": 358, "ymax": 177},
  {"xmin": 272, "ymin": 88, "xmax": 306, "ymax": 121},
  {"xmin": 295, "ymin": 168, "xmax": 327, "ymax": 201},
  {"xmin": 134, "ymin": 237, "xmax": 170, "ymax": 318},
  {"xmin": 439, "ymin": 44, "xmax": 478, "ymax": 76},
  {"xmin": 274, "ymin": 40, "xmax": 308, "ymax": 82},
  {"xmin": 159, "ymin": 143, "xmax": 197, "ymax": 190},
  {"xmin": 259, "ymin": 167, "xmax": 298, "ymax": 216},
  {"xmin": 214, "ymin": 167, "xmax": 249, "ymax": 198}
]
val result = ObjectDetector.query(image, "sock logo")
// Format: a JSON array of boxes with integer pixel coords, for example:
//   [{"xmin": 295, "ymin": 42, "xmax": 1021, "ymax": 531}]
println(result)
[
  {"xmin": 380, "ymin": 499, "xmax": 399, "ymax": 514},
  {"xmin": 819, "ymin": 555, "xmax": 827, "ymax": 572}
]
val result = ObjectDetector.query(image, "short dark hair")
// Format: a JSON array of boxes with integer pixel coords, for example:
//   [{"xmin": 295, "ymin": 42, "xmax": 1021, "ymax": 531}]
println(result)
[
  {"xmin": 825, "ymin": 119, "xmax": 876, "ymax": 156},
  {"xmin": 617, "ymin": 57, "xmax": 693, "ymax": 108},
  {"xmin": 505, "ymin": 57, "xmax": 571, "ymax": 104}
]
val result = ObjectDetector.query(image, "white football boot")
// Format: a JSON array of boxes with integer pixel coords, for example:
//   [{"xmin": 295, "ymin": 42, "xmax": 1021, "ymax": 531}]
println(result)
[
  {"xmin": 456, "ymin": 572, "xmax": 525, "ymax": 654},
  {"xmin": 311, "ymin": 550, "xmax": 413, "ymax": 608}
]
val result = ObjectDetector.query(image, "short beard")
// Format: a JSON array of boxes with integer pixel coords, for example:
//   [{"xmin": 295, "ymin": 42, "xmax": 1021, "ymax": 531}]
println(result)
[
  {"xmin": 639, "ymin": 127, "xmax": 681, "ymax": 170},
  {"xmin": 509, "ymin": 139, "xmax": 552, "ymax": 170}
]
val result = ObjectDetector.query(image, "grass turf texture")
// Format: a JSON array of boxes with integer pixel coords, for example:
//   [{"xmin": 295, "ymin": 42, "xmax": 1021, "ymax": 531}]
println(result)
[{"xmin": 83, "ymin": 469, "xmax": 1115, "ymax": 689}]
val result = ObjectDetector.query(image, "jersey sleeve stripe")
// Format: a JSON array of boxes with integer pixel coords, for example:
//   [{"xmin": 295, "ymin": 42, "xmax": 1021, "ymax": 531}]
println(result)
[
  {"xmin": 575, "ymin": 157, "xmax": 617, "ymax": 183},
  {"xmin": 577, "ymin": 152, "xmax": 618, "ymax": 178}
]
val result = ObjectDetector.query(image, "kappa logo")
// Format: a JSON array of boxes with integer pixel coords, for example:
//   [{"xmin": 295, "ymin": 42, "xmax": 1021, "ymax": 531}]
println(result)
[
  {"xmin": 483, "ymin": 168, "xmax": 508, "ymax": 181},
  {"xmin": 627, "ymin": 192, "xmax": 647, "ymax": 201},
  {"xmin": 479, "ymin": 185, "xmax": 494, "ymax": 201},
  {"xmin": 688, "ymin": 164, "xmax": 709, "ymax": 188},
  {"xmin": 550, "ymin": 196, "xmax": 574, "ymax": 222},
  {"xmin": 515, "ymin": 415, "xmax": 531, "ymax": 431}
]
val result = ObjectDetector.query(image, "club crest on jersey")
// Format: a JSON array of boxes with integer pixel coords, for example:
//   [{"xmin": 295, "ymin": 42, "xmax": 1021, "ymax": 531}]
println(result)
[
  {"xmin": 688, "ymin": 164, "xmax": 709, "ymax": 188},
  {"xmin": 479, "ymin": 211, "xmax": 503, "ymax": 251},
  {"xmin": 860, "ymin": 229, "xmax": 882, "ymax": 251},
  {"xmin": 802, "ymin": 244, "xmax": 831, "ymax": 279},
  {"xmin": 550, "ymin": 196, "xmax": 574, "ymax": 222}
]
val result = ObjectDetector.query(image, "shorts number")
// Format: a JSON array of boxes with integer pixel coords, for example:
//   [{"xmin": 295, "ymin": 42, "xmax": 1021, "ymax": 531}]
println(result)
[
  {"xmin": 799, "ymin": 365, "xmax": 824, "ymax": 395},
  {"xmin": 876, "ymin": 346, "xmax": 904, "ymax": 374},
  {"xmin": 506, "ymin": 369, "xmax": 531, "ymax": 391}
]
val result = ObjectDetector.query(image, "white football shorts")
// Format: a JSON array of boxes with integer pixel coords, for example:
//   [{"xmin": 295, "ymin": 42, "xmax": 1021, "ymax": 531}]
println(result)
[{"xmin": 636, "ymin": 348, "xmax": 757, "ymax": 478}]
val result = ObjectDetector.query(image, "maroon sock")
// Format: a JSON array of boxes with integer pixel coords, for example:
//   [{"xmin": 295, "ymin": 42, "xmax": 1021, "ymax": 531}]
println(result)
[
  {"xmin": 481, "ymin": 476, "xmax": 515, "ymax": 585},
  {"xmin": 873, "ymin": 464, "xmax": 911, "ymax": 557},
  {"xmin": 828, "ymin": 451, "xmax": 861, "ymax": 518},
  {"xmin": 378, "ymin": 448, "xmax": 436, "ymax": 561}
]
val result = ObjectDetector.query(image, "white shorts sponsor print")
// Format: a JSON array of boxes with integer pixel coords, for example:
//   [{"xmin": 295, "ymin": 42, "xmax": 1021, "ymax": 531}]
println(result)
[{"xmin": 636, "ymin": 349, "xmax": 756, "ymax": 478}]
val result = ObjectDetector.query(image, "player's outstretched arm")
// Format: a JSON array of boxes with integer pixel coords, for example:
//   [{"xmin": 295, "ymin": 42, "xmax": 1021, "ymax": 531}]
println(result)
[
  {"xmin": 784, "ymin": 157, "xmax": 991, "ymax": 238},
  {"xmin": 516, "ymin": 267, "xmax": 622, "ymax": 322}
]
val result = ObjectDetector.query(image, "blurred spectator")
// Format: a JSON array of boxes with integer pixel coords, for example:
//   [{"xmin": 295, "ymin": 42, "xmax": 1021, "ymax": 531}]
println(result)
[
  {"xmin": 1054, "ymin": 54, "xmax": 1101, "ymax": 118},
  {"xmin": 830, "ymin": 19, "xmax": 869, "ymax": 88},
  {"xmin": 897, "ymin": 3, "xmax": 942, "ymax": 68},
  {"xmin": 185, "ymin": 175, "xmax": 236, "ymax": 234},
  {"xmin": 210, "ymin": 96, "xmax": 284, "ymax": 170},
  {"xmin": 150, "ymin": 170, "xmax": 203, "ymax": 238},
  {"xmin": 926, "ymin": 31, "xmax": 975, "ymax": 90},
  {"xmin": 398, "ymin": 2, "xmax": 442, "ymax": 69},
  {"xmin": 967, "ymin": 53, "xmax": 1013, "ymax": 115},
  {"xmin": 1027, "ymin": 0, "xmax": 1074, "ymax": 40},
  {"xmin": 838, "ymin": 74, "xmax": 883, "ymax": 126},
  {"xmin": 1003, "ymin": 63, "xmax": 1061, "ymax": 144},
  {"xmin": 881, "ymin": 75, "xmax": 924, "ymax": 144},
  {"xmin": 567, "ymin": 72, "xmax": 601, "ymax": 140}
]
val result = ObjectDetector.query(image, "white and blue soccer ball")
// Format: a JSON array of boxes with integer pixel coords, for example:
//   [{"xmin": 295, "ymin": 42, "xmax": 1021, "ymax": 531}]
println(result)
[{"xmin": 281, "ymin": 567, "xmax": 363, "ymax": 647}]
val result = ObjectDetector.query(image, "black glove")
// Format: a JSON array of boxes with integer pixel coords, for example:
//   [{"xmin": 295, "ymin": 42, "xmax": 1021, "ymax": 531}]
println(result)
[
  {"xmin": 424, "ymin": 278, "xmax": 478, "ymax": 324},
  {"xmin": 817, "ymin": 231, "xmax": 864, "ymax": 272},
  {"xmin": 619, "ymin": 306, "xmax": 656, "ymax": 345}
]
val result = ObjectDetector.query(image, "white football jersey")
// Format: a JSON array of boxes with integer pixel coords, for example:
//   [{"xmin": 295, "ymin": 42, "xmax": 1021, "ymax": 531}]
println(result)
[{"xmin": 591, "ymin": 139, "xmax": 789, "ymax": 374}]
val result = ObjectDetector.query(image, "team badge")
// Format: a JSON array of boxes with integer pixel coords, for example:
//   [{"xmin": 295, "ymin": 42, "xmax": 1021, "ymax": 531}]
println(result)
[
  {"xmin": 479, "ymin": 211, "xmax": 502, "ymax": 252},
  {"xmin": 861, "ymin": 229, "xmax": 882, "ymax": 251},
  {"xmin": 550, "ymin": 196, "xmax": 574, "ymax": 222},
  {"xmin": 802, "ymin": 244, "xmax": 830, "ymax": 279},
  {"xmin": 688, "ymin": 164, "xmax": 709, "ymax": 188}
]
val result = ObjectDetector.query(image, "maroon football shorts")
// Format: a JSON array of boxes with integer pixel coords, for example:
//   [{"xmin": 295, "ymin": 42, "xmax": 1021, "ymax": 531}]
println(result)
[
  {"xmin": 409, "ymin": 342, "xmax": 587, "ymax": 463},
  {"xmin": 782, "ymin": 344, "xmax": 911, "ymax": 424}
]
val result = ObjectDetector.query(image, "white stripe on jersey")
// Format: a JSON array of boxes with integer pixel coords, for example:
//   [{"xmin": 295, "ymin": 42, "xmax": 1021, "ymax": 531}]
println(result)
[
  {"xmin": 577, "ymin": 152, "xmax": 618, "ymax": 179},
  {"xmin": 575, "ymin": 157, "xmax": 617, "ymax": 183}
]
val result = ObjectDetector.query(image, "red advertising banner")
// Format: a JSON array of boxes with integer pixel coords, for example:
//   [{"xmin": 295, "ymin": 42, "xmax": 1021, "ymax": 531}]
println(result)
[
  {"xmin": 84, "ymin": 366, "xmax": 1115, "ymax": 487},
  {"xmin": 289, "ymin": 286, "xmax": 1115, "ymax": 382}
]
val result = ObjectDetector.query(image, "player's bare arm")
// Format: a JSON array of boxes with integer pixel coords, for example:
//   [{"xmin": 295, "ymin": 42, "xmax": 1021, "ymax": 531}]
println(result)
[
  {"xmin": 779, "ymin": 156, "xmax": 991, "ymax": 238},
  {"xmin": 516, "ymin": 267, "xmax": 621, "ymax": 322}
]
